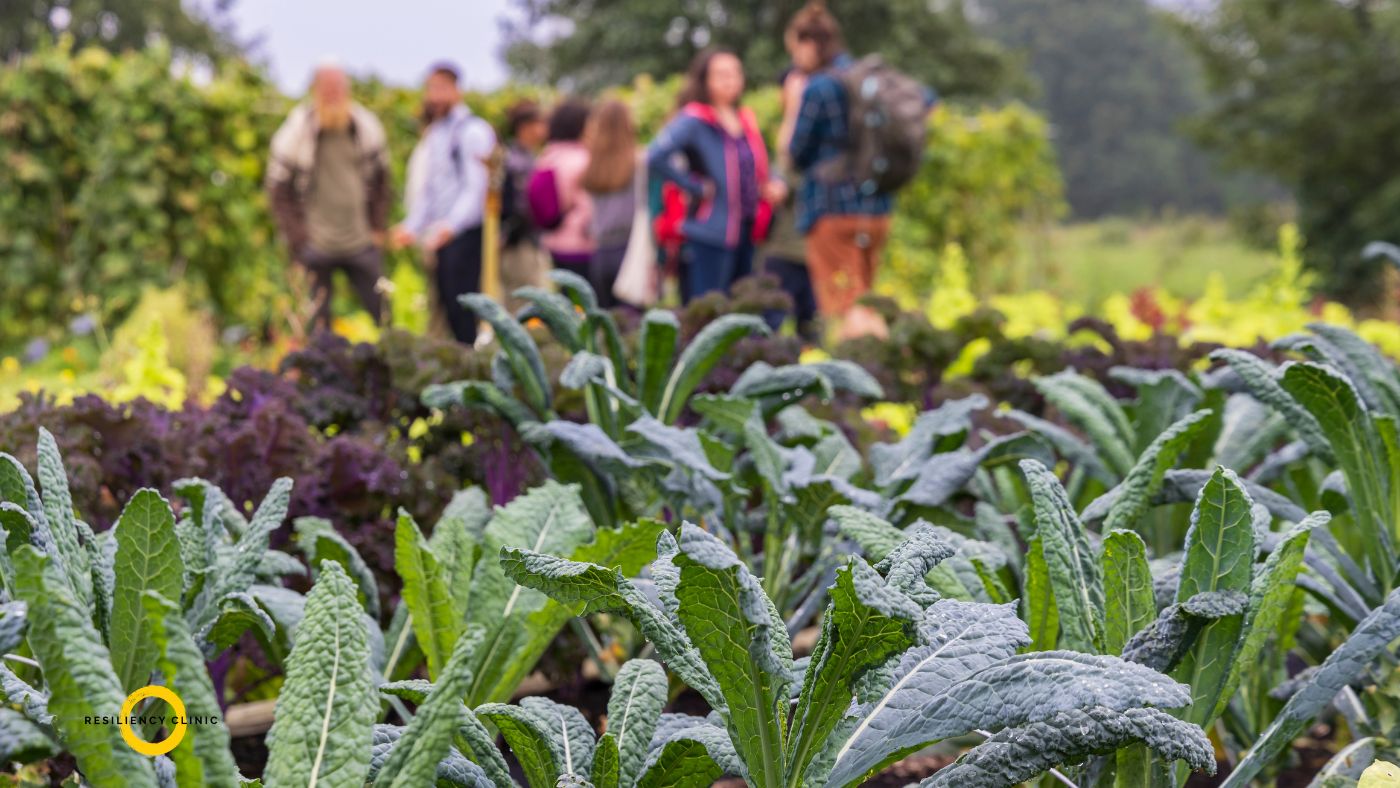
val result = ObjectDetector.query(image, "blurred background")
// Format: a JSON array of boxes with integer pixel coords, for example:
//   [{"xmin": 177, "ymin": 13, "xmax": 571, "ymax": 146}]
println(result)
[{"xmin": 3, "ymin": 0, "xmax": 1399, "ymax": 409}]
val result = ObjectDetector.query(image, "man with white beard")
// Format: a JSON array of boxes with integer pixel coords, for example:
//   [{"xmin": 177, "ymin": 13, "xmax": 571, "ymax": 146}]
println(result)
[{"xmin": 266, "ymin": 61, "xmax": 391, "ymax": 332}]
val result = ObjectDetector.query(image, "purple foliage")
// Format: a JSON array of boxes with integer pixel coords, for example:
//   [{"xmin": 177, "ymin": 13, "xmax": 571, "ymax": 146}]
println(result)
[{"xmin": 0, "ymin": 329, "xmax": 543, "ymax": 612}]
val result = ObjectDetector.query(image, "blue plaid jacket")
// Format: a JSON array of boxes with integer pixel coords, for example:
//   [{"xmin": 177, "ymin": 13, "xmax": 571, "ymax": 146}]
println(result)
[{"xmin": 788, "ymin": 54, "xmax": 894, "ymax": 234}]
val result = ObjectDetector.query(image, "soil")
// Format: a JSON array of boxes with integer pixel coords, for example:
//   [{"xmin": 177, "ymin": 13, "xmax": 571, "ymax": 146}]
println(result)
[{"xmin": 231, "ymin": 732, "xmax": 269, "ymax": 777}]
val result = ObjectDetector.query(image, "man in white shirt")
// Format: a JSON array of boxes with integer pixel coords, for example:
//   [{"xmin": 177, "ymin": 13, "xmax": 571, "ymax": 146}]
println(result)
[{"xmin": 392, "ymin": 62, "xmax": 497, "ymax": 344}]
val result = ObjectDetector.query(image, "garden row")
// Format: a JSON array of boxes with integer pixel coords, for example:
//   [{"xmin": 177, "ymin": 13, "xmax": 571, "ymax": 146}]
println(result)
[
  {"xmin": 0, "ymin": 278, "xmax": 1226, "ymax": 612},
  {"xmin": 1, "ymin": 273, "xmax": 1398, "ymax": 786}
]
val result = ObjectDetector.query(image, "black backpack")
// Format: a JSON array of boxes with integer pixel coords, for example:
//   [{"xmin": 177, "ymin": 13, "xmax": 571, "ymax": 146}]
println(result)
[{"xmin": 820, "ymin": 55, "xmax": 929, "ymax": 195}]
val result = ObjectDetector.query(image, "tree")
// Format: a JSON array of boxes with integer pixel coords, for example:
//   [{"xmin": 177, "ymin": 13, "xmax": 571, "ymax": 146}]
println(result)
[
  {"xmin": 1, "ymin": 0, "xmax": 238, "ymax": 62},
  {"xmin": 501, "ymin": 0, "xmax": 1017, "ymax": 98},
  {"xmin": 977, "ymin": 0, "xmax": 1247, "ymax": 218},
  {"xmin": 1176, "ymin": 0, "xmax": 1400, "ymax": 303}
]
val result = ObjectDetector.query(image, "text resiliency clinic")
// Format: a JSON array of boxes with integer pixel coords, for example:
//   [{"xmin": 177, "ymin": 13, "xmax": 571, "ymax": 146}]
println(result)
[{"xmin": 87, "ymin": 685, "xmax": 221, "ymax": 757}]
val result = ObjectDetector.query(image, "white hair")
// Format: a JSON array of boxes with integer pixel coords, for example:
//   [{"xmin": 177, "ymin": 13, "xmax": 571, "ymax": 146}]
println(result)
[{"xmin": 311, "ymin": 57, "xmax": 346, "ymax": 85}]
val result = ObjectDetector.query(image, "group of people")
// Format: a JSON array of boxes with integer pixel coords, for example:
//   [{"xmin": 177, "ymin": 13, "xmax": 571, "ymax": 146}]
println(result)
[{"xmin": 266, "ymin": 1, "xmax": 931, "ymax": 346}]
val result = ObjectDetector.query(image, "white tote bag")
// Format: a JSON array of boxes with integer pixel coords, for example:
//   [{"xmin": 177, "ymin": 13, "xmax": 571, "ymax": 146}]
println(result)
[{"xmin": 612, "ymin": 161, "xmax": 659, "ymax": 307}]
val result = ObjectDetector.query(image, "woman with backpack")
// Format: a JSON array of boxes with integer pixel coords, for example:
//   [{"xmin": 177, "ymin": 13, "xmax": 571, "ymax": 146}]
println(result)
[
  {"xmin": 531, "ymin": 100, "xmax": 594, "ymax": 278},
  {"xmin": 647, "ymin": 48, "xmax": 788, "ymax": 302},
  {"xmin": 786, "ymin": 2, "xmax": 934, "ymax": 340},
  {"xmin": 581, "ymin": 99, "xmax": 641, "ymax": 309}
]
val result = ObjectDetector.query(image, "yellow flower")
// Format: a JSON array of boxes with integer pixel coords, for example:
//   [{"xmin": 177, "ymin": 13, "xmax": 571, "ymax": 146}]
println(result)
[
  {"xmin": 1318, "ymin": 302, "xmax": 1353, "ymax": 326},
  {"xmin": 927, "ymin": 244, "xmax": 979, "ymax": 330},
  {"xmin": 799, "ymin": 347, "xmax": 832, "ymax": 365},
  {"xmin": 332, "ymin": 314, "xmax": 380, "ymax": 344},
  {"xmin": 1, "ymin": 357, "xmax": 18, "ymax": 374},
  {"xmin": 1065, "ymin": 328, "xmax": 1113, "ymax": 354},
  {"xmin": 1359, "ymin": 320, "xmax": 1400, "ymax": 359},
  {"xmin": 989, "ymin": 291, "xmax": 1072, "ymax": 340},
  {"xmin": 1100, "ymin": 294, "xmax": 1153, "ymax": 342},
  {"xmin": 946, "ymin": 337, "xmax": 992, "ymax": 378},
  {"xmin": 202, "ymin": 376, "xmax": 227, "ymax": 404},
  {"xmin": 861, "ymin": 402, "xmax": 917, "ymax": 437}
]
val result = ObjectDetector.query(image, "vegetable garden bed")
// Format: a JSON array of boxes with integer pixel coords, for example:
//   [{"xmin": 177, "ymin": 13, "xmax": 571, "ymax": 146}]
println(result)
[{"xmin": 2, "ymin": 271, "xmax": 1399, "ymax": 786}]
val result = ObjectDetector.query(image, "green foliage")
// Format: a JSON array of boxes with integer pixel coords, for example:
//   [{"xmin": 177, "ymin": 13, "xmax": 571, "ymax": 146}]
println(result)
[
  {"xmin": 0, "ymin": 430, "xmax": 596, "ymax": 785},
  {"xmin": 263, "ymin": 561, "xmax": 376, "ymax": 787},
  {"xmin": 374, "ymin": 629, "xmax": 485, "ymax": 787},
  {"xmin": 294, "ymin": 516, "xmax": 381, "ymax": 620},
  {"xmin": 395, "ymin": 511, "xmax": 463, "ymax": 681},
  {"xmin": 978, "ymin": 0, "xmax": 1253, "ymax": 218},
  {"xmin": 1021, "ymin": 459, "xmax": 1104, "ymax": 652},
  {"xmin": 507, "ymin": 522, "xmax": 1212, "ymax": 788},
  {"xmin": 502, "ymin": 0, "xmax": 1016, "ymax": 99},
  {"xmin": 109, "ymin": 488, "xmax": 183, "ymax": 693},
  {"xmin": 0, "ymin": 0, "xmax": 237, "ymax": 60},
  {"xmin": 1178, "ymin": 0, "xmax": 1400, "ymax": 303},
  {"xmin": 1223, "ymin": 589, "xmax": 1400, "ymax": 788},
  {"xmin": 142, "ymin": 591, "xmax": 240, "ymax": 786},
  {"xmin": 426, "ymin": 273, "xmax": 879, "ymax": 606},
  {"xmin": 12, "ymin": 545, "xmax": 157, "ymax": 786},
  {"xmin": 1171, "ymin": 468, "xmax": 1258, "ymax": 729},
  {"xmin": 1279, "ymin": 362, "xmax": 1396, "ymax": 584},
  {"xmin": 14, "ymin": 307, "xmax": 1400, "ymax": 785},
  {"xmin": 1101, "ymin": 529, "xmax": 1154, "ymax": 655},
  {"xmin": 606, "ymin": 659, "xmax": 668, "ymax": 788},
  {"xmin": 459, "ymin": 481, "xmax": 602, "ymax": 705},
  {"xmin": 882, "ymin": 103, "xmax": 1065, "ymax": 299},
  {"xmin": 0, "ymin": 40, "xmax": 288, "ymax": 346}
]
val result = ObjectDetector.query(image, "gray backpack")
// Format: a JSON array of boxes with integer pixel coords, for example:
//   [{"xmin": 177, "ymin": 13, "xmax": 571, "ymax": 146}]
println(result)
[{"xmin": 821, "ymin": 55, "xmax": 929, "ymax": 195}]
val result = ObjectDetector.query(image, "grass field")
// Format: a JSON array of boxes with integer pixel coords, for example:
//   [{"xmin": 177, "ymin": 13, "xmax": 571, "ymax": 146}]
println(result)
[{"xmin": 992, "ymin": 217, "xmax": 1281, "ymax": 307}]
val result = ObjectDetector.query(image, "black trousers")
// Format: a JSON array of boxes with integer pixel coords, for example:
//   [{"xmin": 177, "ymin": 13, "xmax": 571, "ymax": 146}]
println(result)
[
  {"xmin": 435, "ymin": 225, "xmax": 484, "ymax": 345},
  {"xmin": 591, "ymin": 245, "xmax": 626, "ymax": 310},
  {"xmin": 762, "ymin": 256, "xmax": 819, "ymax": 341},
  {"xmin": 301, "ymin": 245, "xmax": 384, "ymax": 333}
]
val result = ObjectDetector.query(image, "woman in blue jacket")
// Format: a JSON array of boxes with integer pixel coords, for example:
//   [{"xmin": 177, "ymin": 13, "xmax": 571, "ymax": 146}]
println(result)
[{"xmin": 647, "ymin": 49, "xmax": 788, "ymax": 301}]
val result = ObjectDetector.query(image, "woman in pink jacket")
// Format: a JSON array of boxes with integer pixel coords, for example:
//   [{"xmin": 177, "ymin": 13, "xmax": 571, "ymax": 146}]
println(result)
[{"xmin": 535, "ymin": 100, "xmax": 594, "ymax": 277}]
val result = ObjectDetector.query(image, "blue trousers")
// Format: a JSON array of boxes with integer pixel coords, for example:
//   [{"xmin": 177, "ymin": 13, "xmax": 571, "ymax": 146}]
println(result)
[{"xmin": 682, "ymin": 232, "xmax": 755, "ymax": 302}]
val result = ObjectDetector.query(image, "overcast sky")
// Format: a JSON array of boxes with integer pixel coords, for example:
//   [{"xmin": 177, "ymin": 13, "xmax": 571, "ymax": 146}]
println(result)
[{"xmin": 229, "ymin": 0, "xmax": 515, "ymax": 94}]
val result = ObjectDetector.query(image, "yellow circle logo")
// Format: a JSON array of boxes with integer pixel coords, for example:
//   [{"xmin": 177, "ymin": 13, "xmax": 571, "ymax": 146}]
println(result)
[{"xmin": 118, "ymin": 685, "xmax": 186, "ymax": 756}]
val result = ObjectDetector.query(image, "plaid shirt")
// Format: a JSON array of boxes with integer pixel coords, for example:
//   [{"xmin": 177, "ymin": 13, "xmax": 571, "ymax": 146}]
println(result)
[{"xmin": 789, "ymin": 54, "xmax": 893, "ymax": 233}]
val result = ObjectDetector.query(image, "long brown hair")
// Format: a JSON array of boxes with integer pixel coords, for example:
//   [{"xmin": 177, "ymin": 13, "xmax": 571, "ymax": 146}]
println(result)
[
  {"xmin": 680, "ymin": 48, "xmax": 740, "ymax": 108},
  {"xmin": 581, "ymin": 99, "xmax": 636, "ymax": 193}
]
